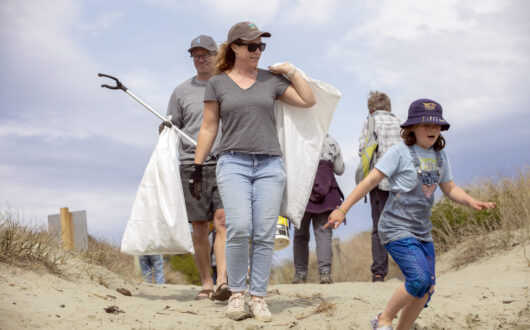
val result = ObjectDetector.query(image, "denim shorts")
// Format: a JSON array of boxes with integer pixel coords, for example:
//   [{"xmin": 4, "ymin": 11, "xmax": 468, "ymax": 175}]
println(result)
[{"xmin": 385, "ymin": 237, "xmax": 435, "ymax": 305}]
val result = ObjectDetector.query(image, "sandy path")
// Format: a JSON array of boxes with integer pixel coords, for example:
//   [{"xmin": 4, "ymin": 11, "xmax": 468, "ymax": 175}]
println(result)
[{"xmin": 1, "ymin": 244, "xmax": 528, "ymax": 329}]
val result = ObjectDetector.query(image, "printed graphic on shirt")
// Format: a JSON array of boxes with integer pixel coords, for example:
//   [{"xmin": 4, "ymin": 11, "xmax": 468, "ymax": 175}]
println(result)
[
  {"xmin": 419, "ymin": 157, "xmax": 439, "ymax": 198},
  {"xmin": 419, "ymin": 158, "xmax": 438, "ymax": 172}
]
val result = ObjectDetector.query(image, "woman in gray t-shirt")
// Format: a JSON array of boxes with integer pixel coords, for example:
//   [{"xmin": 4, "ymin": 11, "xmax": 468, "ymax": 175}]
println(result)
[{"xmin": 190, "ymin": 21, "xmax": 316, "ymax": 322}]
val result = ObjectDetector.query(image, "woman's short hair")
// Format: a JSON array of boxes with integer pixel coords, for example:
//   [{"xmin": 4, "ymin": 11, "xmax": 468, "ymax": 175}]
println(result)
[
  {"xmin": 215, "ymin": 42, "xmax": 236, "ymax": 74},
  {"xmin": 367, "ymin": 91, "xmax": 391, "ymax": 114},
  {"xmin": 400, "ymin": 125, "xmax": 446, "ymax": 151}
]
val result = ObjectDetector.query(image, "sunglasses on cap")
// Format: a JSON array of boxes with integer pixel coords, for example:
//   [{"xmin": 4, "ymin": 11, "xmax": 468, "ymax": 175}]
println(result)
[{"xmin": 234, "ymin": 42, "xmax": 266, "ymax": 52}]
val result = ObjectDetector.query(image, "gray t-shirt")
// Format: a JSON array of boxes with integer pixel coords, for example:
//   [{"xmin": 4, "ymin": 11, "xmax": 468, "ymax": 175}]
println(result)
[
  {"xmin": 167, "ymin": 77, "xmax": 220, "ymax": 165},
  {"xmin": 204, "ymin": 69, "xmax": 290, "ymax": 156}
]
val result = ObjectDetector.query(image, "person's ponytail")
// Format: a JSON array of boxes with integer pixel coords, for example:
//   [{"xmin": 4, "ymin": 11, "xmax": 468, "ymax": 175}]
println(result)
[{"xmin": 215, "ymin": 42, "xmax": 235, "ymax": 74}]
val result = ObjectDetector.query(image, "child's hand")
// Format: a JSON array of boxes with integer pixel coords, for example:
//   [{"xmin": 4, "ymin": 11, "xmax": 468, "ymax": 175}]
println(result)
[
  {"xmin": 324, "ymin": 210, "xmax": 345, "ymax": 229},
  {"xmin": 469, "ymin": 200, "xmax": 496, "ymax": 210}
]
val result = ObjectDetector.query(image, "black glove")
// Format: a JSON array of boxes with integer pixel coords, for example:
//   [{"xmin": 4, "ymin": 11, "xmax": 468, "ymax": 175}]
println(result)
[
  {"xmin": 158, "ymin": 120, "xmax": 173, "ymax": 134},
  {"xmin": 189, "ymin": 163, "xmax": 203, "ymax": 201}
]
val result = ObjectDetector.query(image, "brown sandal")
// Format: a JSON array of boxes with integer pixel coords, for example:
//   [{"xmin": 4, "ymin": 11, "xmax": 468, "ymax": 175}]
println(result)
[
  {"xmin": 195, "ymin": 289, "xmax": 214, "ymax": 300},
  {"xmin": 212, "ymin": 283, "xmax": 231, "ymax": 301}
]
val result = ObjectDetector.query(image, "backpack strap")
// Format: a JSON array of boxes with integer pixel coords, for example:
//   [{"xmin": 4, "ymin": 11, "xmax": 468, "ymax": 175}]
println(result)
[{"xmin": 367, "ymin": 115, "xmax": 376, "ymax": 145}]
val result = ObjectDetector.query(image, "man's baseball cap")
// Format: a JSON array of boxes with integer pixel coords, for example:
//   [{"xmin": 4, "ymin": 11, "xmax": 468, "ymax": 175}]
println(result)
[
  {"xmin": 188, "ymin": 35, "xmax": 218, "ymax": 53},
  {"xmin": 227, "ymin": 21, "xmax": 271, "ymax": 44},
  {"xmin": 400, "ymin": 98, "xmax": 450, "ymax": 131}
]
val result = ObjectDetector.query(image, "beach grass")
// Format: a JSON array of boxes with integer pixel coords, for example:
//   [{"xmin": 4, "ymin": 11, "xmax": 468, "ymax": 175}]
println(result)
[
  {"xmin": 2, "ymin": 168, "xmax": 528, "ymax": 285},
  {"xmin": 271, "ymin": 167, "xmax": 529, "ymax": 283}
]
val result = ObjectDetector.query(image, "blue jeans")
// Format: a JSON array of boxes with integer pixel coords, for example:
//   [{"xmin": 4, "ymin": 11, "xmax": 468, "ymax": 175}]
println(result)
[
  {"xmin": 385, "ymin": 237, "xmax": 435, "ymax": 306},
  {"xmin": 139, "ymin": 255, "xmax": 165, "ymax": 284},
  {"xmin": 216, "ymin": 152, "xmax": 286, "ymax": 296}
]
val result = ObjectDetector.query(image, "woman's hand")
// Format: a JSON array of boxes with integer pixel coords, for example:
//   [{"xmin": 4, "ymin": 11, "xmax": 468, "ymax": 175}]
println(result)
[
  {"xmin": 268, "ymin": 62, "xmax": 294, "ymax": 76},
  {"xmin": 323, "ymin": 209, "xmax": 345, "ymax": 230}
]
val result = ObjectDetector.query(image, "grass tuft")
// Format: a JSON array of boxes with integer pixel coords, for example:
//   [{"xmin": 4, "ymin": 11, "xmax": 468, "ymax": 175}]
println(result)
[
  {"xmin": 0, "ymin": 209, "xmax": 64, "ymax": 273},
  {"xmin": 431, "ymin": 168, "xmax": 529, "ymax": 268},
  {"xmin": 272, "ymin": 167, "xmax": 529, "ymax": 283},
  {"xmin": 80, "ymin": 235, "xmax": 136, "ymax": 280}
]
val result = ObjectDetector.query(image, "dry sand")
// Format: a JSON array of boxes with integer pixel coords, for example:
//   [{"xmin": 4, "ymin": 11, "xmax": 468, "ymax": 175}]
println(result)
[{"xmin": 1, "ymin": 243, "xmax": 529, "ymax": 329}]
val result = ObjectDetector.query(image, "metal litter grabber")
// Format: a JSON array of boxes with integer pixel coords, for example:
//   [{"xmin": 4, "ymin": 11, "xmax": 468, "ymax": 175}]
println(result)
[{"xmin": 98, "ymin": 73, "xmax": 197, "ymax": 147}]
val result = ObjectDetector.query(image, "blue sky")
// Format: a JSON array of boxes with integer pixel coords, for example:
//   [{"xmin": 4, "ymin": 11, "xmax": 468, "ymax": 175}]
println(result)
[{"xmin": 1, "ymin": 1, "xmax": 529, "ymax": 261}]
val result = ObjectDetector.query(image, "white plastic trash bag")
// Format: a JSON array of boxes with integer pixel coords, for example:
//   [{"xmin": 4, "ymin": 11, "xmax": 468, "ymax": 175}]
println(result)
[
  {"xmin": 275, "ymin": 68, "xmax": 341, "ymax": 228},
  {"xmin": 121, "ymin": 127, "xmax": 194, "ymax": 255}
]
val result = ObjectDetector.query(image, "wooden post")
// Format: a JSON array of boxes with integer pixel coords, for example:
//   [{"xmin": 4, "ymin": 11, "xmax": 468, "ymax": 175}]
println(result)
[{"xmin": 60, "ymin": 207, "xmax": 74, "ymax": 251}]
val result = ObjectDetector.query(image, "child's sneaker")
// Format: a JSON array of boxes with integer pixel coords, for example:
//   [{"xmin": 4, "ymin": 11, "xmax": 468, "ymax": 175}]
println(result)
[
  {"xmin": 248, "ymin": 297, "xmax": 272, "ymax": 322},
  {"xmin": 371, "ymin": 313, "xmax": 393, "ymax": 330},
  {"xmin": 226, "ymin": 293, "xmax": 247, "ymax": 320}
]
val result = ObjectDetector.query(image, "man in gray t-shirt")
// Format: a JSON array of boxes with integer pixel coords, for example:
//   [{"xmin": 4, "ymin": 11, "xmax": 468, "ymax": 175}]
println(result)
[{"xmin": 160, "ymin": 35, "xmax": 228, "ymax": 301}]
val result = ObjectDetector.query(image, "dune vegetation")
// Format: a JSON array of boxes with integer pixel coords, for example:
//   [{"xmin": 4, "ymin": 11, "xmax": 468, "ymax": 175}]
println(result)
[
  {"xmin": 1, "ymin": 168, "xmax": 528, "ymax": 286},
  {"xmin": 271, "ymin": 167, "xmax": 529, "ymax": 284}
]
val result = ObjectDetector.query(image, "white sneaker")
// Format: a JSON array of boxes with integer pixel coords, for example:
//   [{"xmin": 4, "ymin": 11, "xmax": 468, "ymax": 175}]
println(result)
[
  {"xmin": 226, "ymin": 293, "xmax": 247, "ymax": 320},
  {"xmin": 248, "ymin": 297, "xmax": 272, "ymax": 322}
]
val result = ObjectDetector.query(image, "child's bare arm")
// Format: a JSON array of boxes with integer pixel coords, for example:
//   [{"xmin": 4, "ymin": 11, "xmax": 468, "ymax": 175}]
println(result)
[
  {"xmin": 324, "ymin": 168, "xmax": 386, "ymax": 229},
  {"xmin": 439, "ymin": 180, "xmax": 496, "ymax": 210}
]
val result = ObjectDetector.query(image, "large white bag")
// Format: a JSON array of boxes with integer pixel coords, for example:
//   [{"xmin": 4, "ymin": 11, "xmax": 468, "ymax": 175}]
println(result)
[
  {"xmin": 121, "ymin": 127, "xmax": 194, "ymax": 255},
  {"xmin": 276, "ymin": 69, "xmax": 341, "ymax": 228}
]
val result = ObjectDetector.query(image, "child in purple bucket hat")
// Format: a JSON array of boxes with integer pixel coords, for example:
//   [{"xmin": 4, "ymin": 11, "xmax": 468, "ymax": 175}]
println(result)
[{"xmin": 326, "ymin": 98, "xmax": 496, "ymax": 329}]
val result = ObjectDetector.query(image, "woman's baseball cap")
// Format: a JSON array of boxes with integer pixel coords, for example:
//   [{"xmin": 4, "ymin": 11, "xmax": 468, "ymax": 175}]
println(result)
[
  {"xmin": 227, "ymin": 21, "xmax": 271, "ymax": 44},
  {"xmin": 400, "ymin": 98, "xmax": 450, "ymax": 131}
]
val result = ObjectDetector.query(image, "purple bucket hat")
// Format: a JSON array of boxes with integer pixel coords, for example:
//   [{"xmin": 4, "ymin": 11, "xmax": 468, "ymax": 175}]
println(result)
[{"xmin": 400, "ymin": 98, "xmax": 450, "ymax": 131}]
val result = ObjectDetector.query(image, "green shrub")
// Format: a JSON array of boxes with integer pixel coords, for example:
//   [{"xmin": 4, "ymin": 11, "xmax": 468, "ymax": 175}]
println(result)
[{"xmin": 169, "ymin": 254, "xmax": 201, "ymax": 285}]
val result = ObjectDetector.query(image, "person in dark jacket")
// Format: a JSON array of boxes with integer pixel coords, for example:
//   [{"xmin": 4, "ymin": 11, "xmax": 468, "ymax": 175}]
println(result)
[{"xmin": 292, "ymin": 134, "xmax": 344, "ymax": 284}]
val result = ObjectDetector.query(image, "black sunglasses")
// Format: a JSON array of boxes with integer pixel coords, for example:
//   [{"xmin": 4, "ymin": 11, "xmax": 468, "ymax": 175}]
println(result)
[{"xmin": 234, "ymin": 42, "xmax": 266, "ymax": 52}]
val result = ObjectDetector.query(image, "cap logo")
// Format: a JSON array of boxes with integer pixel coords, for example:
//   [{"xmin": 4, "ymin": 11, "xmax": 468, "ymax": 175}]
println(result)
[
  {"xmin": 423, "ymin": 102, "xmax": 436, "ymax": 110},
  {"xmin": 196, "ymin": 37, "xmax": 200, "ymax": 43},
  {"xmin": 247, "ymin": 22, "xmax": 258, "ymax": 29}
]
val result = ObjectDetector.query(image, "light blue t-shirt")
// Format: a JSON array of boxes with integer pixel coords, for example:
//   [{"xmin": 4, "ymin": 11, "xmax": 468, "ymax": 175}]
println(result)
[{"xmin": 375, "ymin": 141, "xmax": 453, "ymax": 192}]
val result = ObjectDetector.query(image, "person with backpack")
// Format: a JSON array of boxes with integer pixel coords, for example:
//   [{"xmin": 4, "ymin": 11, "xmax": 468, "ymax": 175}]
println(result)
[
  {"xmin": 357, "ymin": 91, "xmax": 402, "ymax": 282},
  {"xmin": 292, "ymin": 134, "xmax": 344, "ymax": 285}
]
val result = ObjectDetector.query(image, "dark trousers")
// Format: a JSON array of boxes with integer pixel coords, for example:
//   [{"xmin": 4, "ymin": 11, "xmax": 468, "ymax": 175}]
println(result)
[
  {"xmin": 293, "ymin": 211, "xmax": 333, "ymax": 276},
  {"xmin": 369, "ymin": 187, "xmax": 389, "ymax": 278}
]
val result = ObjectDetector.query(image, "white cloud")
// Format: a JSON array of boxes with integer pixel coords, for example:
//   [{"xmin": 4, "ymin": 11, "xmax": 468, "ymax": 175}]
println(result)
[
  {"xmin": 144, "ymin": 0, "xmax": 281, "ymax": 27},
  {"xmin": 328, "ymin": 0, "xmax": 530, "ymax": 127},
  {"xmin": 75, "ymin": 10, "xmax": 123, "ymax": 35},
  {"xmin": 144, "ymin": 0, "xmax": 341, "ymax": 28},
  {"xmin": 0, "ymin": 0, "xmax": 165, "ymax": 147},
  {"xmin": 281, "ymin": 0, "xmax": 338, "ymax": 25}
]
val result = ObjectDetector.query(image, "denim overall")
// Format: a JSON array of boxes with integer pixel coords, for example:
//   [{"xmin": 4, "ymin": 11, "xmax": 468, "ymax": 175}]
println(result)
[
  {"xmin": 378, "ymin": 146, "xmax": 443, "ymax": 245},
  {"xmin": 379, "ymin": 145, "xmax": 443, "ymax": 301}
]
